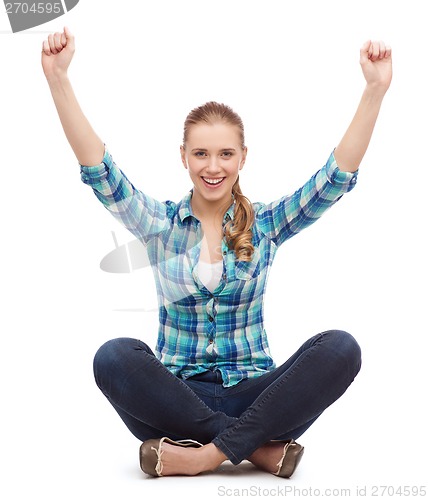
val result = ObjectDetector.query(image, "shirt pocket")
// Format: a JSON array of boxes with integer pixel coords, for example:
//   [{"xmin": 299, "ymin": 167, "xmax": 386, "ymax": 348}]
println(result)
[{"xmin": 234, "ymin": 247, "xmax": 261, "ymax": 281}]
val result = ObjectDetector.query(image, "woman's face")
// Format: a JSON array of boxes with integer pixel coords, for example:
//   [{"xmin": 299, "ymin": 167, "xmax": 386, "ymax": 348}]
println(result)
[{"xmin": 180, "ymin": 122, "xmax": 247, "ymax": 210}]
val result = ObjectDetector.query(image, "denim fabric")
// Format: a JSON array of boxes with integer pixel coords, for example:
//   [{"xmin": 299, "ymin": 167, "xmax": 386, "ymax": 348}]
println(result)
[{"xmin": 93, "ymin": 330, "xmax": 361, "ymax": 465}]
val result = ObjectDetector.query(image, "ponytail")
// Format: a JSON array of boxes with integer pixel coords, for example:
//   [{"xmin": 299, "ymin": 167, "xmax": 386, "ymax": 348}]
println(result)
[{"xmin": 223, "ymin": 178, "xmax": 255, "ymax": 261}]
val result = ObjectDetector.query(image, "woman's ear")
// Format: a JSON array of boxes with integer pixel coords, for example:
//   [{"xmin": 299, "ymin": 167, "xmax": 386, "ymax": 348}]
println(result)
[
  {"xmin": 180, "ymin": 145, "xmax": 188, "ymax": 169},
  {"xmin": 239, "ymin": 146, "xmax": 248, "ymax": 170}
]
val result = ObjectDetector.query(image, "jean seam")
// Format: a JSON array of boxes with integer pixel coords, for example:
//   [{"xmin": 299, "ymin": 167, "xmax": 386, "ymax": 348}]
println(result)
[{"xmin": 212, "ymin": 437, "xmax": 240, "ymax": 465}]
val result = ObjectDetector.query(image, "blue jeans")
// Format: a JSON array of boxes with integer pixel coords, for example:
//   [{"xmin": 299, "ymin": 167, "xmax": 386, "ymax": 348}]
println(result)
[{"xmin": 93, "ymin": 330, "xmax": 361, "ymax": 465}]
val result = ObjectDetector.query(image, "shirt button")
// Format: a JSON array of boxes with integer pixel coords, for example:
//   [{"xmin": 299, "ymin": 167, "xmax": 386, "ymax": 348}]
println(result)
[
  {"xmin": 223, "ymin": 251, "xmax": 227, "ymax": 255},
  {"xmin": 208, "ymin": 315, "xmax": 214, "ymax": 322},
  {"xmin": 222, "ymin": 273, "xmax": 226, "ymax": 280},
  {"xmin": 208, "ymin": 339, "xmax": 214, "ymax": 344}
]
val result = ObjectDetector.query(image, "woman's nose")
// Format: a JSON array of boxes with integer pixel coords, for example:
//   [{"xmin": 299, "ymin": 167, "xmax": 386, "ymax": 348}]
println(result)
[{"xmin": 206, "ymin": 157, "xmax": 221, "ymax": 173}]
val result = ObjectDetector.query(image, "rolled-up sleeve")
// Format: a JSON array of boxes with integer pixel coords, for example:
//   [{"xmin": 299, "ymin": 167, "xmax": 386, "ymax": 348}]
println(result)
[
  {"xmin": 256, "ymin": 150, "xmax": 358, "ymax": 247},
  {"xmin": 79, "ymin": 144, "xmax": 170, "ymax": 243}
]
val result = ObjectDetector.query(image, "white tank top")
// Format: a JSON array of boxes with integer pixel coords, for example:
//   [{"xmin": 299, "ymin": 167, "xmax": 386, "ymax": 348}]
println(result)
[{"xmin": 197, "ymin": 259, "xmax": 223, "ymax": 293}]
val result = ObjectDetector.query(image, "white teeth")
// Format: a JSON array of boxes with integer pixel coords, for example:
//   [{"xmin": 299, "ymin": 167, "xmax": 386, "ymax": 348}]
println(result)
[{"xmin": 203, "ymin": 177, "xmax": 224, "ymax": 185}]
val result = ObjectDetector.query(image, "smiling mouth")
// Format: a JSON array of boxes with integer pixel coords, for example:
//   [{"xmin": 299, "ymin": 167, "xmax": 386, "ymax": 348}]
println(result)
[{"xmin": 201, "ymin": 177, "xmax": 225, "ymax": 187}]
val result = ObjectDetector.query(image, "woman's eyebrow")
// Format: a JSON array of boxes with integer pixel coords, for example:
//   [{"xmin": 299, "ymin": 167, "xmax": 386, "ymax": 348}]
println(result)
[{"xmin": 191, "ymin": 148, "xmax": 237, "ymax": 152}]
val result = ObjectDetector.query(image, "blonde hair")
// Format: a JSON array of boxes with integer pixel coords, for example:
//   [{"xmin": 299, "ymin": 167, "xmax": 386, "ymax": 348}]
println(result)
[{"xmin": 182, "ymin": 101, "xmax": 255, "ymax": 261}]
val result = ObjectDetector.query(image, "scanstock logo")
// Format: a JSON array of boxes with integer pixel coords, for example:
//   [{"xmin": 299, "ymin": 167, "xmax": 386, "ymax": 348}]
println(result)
[{"xmin": 4, "ymin": 1, "xmax": 79, "ymax": 33}]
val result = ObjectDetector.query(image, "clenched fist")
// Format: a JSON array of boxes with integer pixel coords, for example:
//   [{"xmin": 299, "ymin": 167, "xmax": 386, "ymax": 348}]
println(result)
[
  {"xmin": 360, "ymin": 40, "xmax": 392, "ymax": 92},
  {"xmin": 41, "ymin": 26, "xmax": 75, "ymax": 79}
]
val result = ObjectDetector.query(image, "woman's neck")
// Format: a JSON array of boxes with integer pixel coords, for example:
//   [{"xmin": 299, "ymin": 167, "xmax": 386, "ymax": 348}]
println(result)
[{"xmin": 190, "ymin": 190, "xmax": 233, "ymax": 223}]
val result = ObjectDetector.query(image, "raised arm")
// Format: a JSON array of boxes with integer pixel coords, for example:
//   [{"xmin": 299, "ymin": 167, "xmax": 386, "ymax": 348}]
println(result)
[
  {"xmin": 41, "ymin": 26, "xmax": 104, "ymax": 166},
  {"xmin": 334, "ymin": 40, "xmax": 393, "ymax": 172}
]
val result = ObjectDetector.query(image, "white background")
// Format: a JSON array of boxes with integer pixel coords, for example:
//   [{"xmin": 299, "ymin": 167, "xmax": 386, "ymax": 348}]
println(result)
[{"xmin": 1, "ymin": 0, "xmax": 427, "ymax": 498}]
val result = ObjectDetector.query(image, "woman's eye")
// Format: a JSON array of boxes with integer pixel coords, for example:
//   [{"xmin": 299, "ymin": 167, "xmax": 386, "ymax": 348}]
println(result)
[{"xmin": 194, "ymin": 151, "xmax": 232, "ymax": 157}]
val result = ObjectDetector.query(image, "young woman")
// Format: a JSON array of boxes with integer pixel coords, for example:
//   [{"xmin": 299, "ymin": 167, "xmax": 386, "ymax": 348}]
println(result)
[{"xmin": 42, "ymin": 27, "xmax": 392, "ymax": 478}]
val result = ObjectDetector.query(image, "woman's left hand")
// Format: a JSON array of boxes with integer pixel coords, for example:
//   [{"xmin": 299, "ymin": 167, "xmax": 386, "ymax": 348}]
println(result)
[{"xmin": 360, "ymin": 40, "xmax": 392, "ymax": 92}]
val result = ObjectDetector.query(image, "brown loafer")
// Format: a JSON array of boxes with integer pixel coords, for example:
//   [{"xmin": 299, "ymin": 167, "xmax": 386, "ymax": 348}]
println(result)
[
  {"xmin": 139, "ymin": 437, "xmax": 204, "ymax": 477},
  {"xmin": 273, "ymin": 439, "xmax": 304, "ymax": 478}
]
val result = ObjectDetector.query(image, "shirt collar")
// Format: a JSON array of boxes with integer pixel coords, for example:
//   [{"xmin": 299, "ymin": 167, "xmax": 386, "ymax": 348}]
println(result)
[{"xmin": 178, "ymin": 189, "xmax": 235, "ymax": 224}]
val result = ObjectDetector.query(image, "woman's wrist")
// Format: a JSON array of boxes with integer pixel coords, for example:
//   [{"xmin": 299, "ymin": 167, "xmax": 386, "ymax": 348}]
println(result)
[
  {"xmin": 363, "ymin": 81, "xmax": 389, "ymax": 100},
  {"xmin": 45, "ymin": 70, "xmax": 69, "ymax": 86}
]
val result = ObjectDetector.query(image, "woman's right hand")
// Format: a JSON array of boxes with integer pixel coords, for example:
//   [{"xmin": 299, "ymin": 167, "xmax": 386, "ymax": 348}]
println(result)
[{"xmin": 41, "ymin": 26, "xmax": 75, "ymax": 79}]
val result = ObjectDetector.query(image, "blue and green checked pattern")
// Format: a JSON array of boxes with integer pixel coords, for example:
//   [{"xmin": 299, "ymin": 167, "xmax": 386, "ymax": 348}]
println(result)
[{"xmin": 80, "ymin": 145, "xmax": 358, "ymax": 387}]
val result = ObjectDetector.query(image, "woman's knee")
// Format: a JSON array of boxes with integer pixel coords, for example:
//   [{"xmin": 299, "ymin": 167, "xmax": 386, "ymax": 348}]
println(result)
[
  {"xmin": 322, "ymin": 329, "xmax": 362, "ymax": 378},
  {"xmin": 93, "ymin": 337, "xmax": 151, "ymax": 390}
]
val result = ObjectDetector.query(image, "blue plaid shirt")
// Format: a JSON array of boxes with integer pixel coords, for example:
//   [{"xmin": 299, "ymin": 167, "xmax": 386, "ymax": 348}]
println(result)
[{"xmin": 80, "ymin": 145, "xmax": 358, "ymax": 387}]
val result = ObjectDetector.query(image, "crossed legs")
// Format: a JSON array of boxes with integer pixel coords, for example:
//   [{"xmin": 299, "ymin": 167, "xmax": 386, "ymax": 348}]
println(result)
[{"xmin": 93, "ymin": 330, "xmax": 361, "ymax": 476}]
